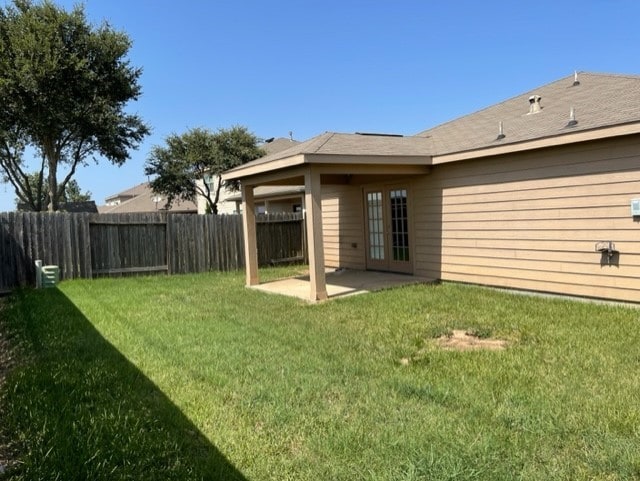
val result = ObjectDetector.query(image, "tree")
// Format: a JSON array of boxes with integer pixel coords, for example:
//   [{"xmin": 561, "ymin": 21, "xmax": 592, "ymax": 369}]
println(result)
[
  {"xmin": 15, "ymin": 173, "xmax": 91, "ymax": 210},
  {"xmin": 63, "ymin": 179, "xmax": 91, "ymax": 203},
  {"xmin": 145, "ymin": 126, "xmax": 264, "ymax": 214},
  {"xmin": 0, "ymin": 0, "xmax": 149, "ymax": 212}
]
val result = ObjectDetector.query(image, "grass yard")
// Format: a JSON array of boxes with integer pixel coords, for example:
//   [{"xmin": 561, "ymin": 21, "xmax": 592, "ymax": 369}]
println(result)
[{"xmin": 1, "ymin": 268, "xmax": 640, "ymax": 480}]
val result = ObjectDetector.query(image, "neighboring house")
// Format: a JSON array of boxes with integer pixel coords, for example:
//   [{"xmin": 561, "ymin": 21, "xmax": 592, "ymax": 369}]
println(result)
[
  {"xmin": 17, "ymin": 201, "xmax": 98, "ymax": 213},
  {"xmin": 224, "ymin": 72, "xmax": 640, "ymax": 303},
  {"xmin": 225, "ymin": 186, "xmax": 305, "ymax": 214},
  {"xmin": 98, "ymin": 182, "xmax": 197, "ymax": 214},
  {"xmin": 196, "ymin": 136, "xmax": 301, "ymax": 214},
  {"xmin": 58, "ymin": 201, "xmax": 99, "ymax": 213}
]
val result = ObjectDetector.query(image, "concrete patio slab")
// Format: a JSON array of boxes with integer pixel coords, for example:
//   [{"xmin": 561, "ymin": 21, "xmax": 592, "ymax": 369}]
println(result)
[{"xmin": 251, "ymin": 268, "xmax": 435, "ymax": 301}]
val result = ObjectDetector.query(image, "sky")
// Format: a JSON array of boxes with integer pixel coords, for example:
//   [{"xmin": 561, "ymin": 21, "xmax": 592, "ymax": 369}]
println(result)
[{"xmin": 1, "ymin": 0, "xmax": 639, "ymax": 211}]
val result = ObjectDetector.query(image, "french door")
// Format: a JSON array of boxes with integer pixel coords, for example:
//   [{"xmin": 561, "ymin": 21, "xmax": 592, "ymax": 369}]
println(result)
[{"xmin": 364, "ymin": 185, "xmax": 412, "ymax": 273}]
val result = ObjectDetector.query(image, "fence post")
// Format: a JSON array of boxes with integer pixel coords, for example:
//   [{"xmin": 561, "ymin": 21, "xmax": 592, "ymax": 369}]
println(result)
[{"xmin": 35, "ymin": 259, "xmax": 42, "ymax": 288}]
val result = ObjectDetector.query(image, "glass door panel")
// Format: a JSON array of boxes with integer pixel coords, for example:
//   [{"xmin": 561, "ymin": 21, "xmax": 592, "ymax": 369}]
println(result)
[
  {"xmin": 367, "ymin": 191, "xmax": 385, "ymax": 261},
  {"xmin": 390, "ymin": 189, "xmax": 409, "ymax": 262},
  {"xmin": 364, "ymin": 186, "xmax": 412, "ymax": 273}
]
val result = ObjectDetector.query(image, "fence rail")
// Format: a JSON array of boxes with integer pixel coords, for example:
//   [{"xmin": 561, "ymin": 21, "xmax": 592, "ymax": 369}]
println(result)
[{"xmin": 0, "ymin": 212, "xmax": 304, "ymax": 291}]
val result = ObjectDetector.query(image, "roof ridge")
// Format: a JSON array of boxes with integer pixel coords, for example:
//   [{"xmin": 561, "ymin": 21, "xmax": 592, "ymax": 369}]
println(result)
[
  {"xmin": 310, "ymin": 131, "xmax": 336, "ymax": 153},
  {"xmin": 577, "ymin": 71, "xmax": 640, "ymax": 80},
  {"xmin": 415, "ymin": 73, "xmax": 578, "ymax": 137}
]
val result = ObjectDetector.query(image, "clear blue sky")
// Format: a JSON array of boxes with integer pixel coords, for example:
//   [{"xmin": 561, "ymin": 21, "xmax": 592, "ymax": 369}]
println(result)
[{"xmin": 1, "ymin": 0, "xmax": 639, "ymax": 211}]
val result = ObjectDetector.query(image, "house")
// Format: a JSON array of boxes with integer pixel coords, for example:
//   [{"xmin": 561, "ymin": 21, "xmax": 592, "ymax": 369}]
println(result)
[
  {"xmin": 223, "ymin": 72, "xmax": 640, "ymax": 303},
  {"xmin": 196, "ymin": 136, "xmax": 302, "ymax": 214},
  {"xmin": 17, "ymin": 200, "xmax": 98, "ymax": 213},
  {"xmin": 98, "ymin": 182, "xmax": 197, "ymax": 214},
  {"xmin": 224, "ymin": 186, "xmax": 305, "ymax": 215}
]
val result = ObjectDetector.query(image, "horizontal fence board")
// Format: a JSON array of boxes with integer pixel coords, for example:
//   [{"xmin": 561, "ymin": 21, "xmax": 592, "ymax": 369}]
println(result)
[{"xmin": 93, "ymin": 265, "xmax": 169, "ymax": 275}]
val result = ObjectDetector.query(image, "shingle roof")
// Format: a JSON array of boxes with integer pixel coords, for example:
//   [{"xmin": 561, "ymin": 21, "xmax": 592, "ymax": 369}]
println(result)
[
  {"xmin": 225, "ymin": 72, "xmax": 640, "ymax": 179},
  {"xmin": 98, "ymin": 183, "xmax": 197, "ymax": 213},
  {"xmin": 415, "ymin": 72, "xmax": 640, "ymax": 155},
  {"xmin": 16, "ymin": 201, "xmax": 98, "ymax": 213},
  {"xmin": 261, "ymin": 137, "xmax": 299, "ymax": 155},
  {"xmin": 104, "ymin": 182, "xmax": 149, "ymax": 202},
  {"xmin": 225, "ymin": 132, "xmax": 433, "ymax": 175},
  {"xmin": 60, "ymin": 201, "xmax": 99, "ymax": 213}
]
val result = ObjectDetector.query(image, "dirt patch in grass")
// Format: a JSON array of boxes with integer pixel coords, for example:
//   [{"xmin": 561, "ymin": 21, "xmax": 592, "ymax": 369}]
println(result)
[
  {"xmin": 437, "ymin": 329, "xmax": 508, "ymax": 351},
  {"xmin": 401, "ymin": 329, "xmax": 509, "ymax": 364}
]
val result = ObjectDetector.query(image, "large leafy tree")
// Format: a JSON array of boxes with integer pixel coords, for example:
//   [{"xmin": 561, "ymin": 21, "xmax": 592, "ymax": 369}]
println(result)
[
  {"xmin": 145, "ymin": 126, "xmax": 264, "ymax": 214},
  {"xmin": 0, "ymin": 0, "xmax": 149, "ymax": 211},
  {"xmin": 15, "ymin": 172, "xmax": 91, "ymax": 210},
  {"xmin": 63, "ymin": 179, "xmax": 91, "ymax": 203}
]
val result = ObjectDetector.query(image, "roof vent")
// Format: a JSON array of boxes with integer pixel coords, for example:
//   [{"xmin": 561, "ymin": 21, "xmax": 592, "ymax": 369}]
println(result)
[
  {"xmin": 528, "ymin": 95, "xmax": 542, "ymax": 114},
  {"xmin": 572, "ymin": 71, "xmax": 580, "ymax": 87},
  {"xmin": 496, "ymin": 121, "xmax": 506, "ymax": 140},
  {"xmin": 567, "ymin": 106, "xmax": 578, "ymax": 127}
]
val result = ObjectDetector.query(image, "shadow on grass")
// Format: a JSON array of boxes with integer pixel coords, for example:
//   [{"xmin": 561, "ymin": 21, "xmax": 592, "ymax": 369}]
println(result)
[{"xmin": 0, "ymin": 288, "xmax": 247, "ymax": 481}]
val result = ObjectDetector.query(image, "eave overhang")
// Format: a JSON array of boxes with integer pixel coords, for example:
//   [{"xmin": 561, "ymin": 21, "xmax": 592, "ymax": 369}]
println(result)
[
  {"xmin": 222, "ymin": 153, "xmax": 432, "ymax": 182},
  {"xmin": 432, "ymin": 121, "xmax": 640, "ymax": 164}
]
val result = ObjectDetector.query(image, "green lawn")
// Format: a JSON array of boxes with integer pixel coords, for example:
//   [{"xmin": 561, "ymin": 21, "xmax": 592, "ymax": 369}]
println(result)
[{"xmin": 1, "ymin": 268, "xmax": 640, "ymax": 480}]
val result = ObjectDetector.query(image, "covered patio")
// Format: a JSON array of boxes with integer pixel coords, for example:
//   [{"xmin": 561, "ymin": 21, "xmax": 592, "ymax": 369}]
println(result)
[
  {"xmin": 222, "ymin": 132, "xmax": 433, "ymax": 302},
  {"xmin": 252, "ymin": 268, "xmax": 434, "ymax": 301}
]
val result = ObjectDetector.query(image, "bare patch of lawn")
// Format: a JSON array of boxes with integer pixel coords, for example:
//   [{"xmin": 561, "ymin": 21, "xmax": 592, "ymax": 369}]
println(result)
[{"xmin": 437, "ymin": 329, "xmax": 508, "ymax": 351}]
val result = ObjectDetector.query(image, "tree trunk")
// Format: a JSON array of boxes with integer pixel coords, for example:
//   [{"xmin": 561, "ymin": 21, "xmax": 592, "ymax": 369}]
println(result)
[
  {"xmin": 210, "ymin": 174, "xmax": 224, "ymax": 215},
  {"xmin": 44, "ymin": 140, "xmax": 59, "ymax": 212},
  {"xmin": 47, "ymin": 158, "xmax": 58, "ymax": 212}
]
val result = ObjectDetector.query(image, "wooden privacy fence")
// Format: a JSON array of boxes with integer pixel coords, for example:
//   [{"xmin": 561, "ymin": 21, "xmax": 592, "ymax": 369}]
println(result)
[{"xmin": 0, "ymin": 211, "xmax": 305, "ymax": 291}]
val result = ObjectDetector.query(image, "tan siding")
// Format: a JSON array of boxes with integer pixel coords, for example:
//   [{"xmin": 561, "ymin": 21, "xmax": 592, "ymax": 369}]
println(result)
[
  {"xmin": 432, "ymin": 136, "xmax": 640, "ymax": 182},
  {"xmin": 413, "ymin": 135, "xmax": 640, "ymax": 302},
  {"xmin": 444, "ymin": 272, "xmax": 640, "ymax": 303},
  {"xmin": 417, "ymin": 247, "xmax": 640, "ymax": 266},
  {"xmin": 321, "ymin": 185, "xmax": 365, "ymax": 269}
]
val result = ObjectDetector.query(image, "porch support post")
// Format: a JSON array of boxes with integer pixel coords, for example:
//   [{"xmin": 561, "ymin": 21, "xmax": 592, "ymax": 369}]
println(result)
[
  {"xmin": 304, "ymin": 167, "xmax": 327, "ymax": 301},
  {"xmin": 242, "ymin": 183, "xmax": 259, "ymax": 286}
]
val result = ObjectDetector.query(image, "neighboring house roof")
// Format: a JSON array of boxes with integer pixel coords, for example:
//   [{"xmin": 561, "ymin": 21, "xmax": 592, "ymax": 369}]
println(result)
[
  {"xmin": 60, "ymin": 201, "xmax": 99, "ymax": 213},
  {"xmin": 262, "ymin": 137, "xmax": 299, "ymax": 155},
  {"xmin": 16, "ymin": 201, "xmax": 99, "ymax": 213},
  {"xmin": 104, "ymin": 182, "xmax": 150, "ymax": 203},
  {"xmin": 98, "ymin": 182, "xmax": 197, "ymax": 214},
  {"xmin": 202, "ymin": 136, "xmax": 299, "ymax": 186},
  {"xmin": 216, "ymin": 139, "xmax": 302, "ymax": 209},
  {"xmin": 224, "ymin": 72, "xmax": 640, "ymax": 180},
  {"xmin": 415, "ymin": 72, "xmax": 640, "ymax": 156}
]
